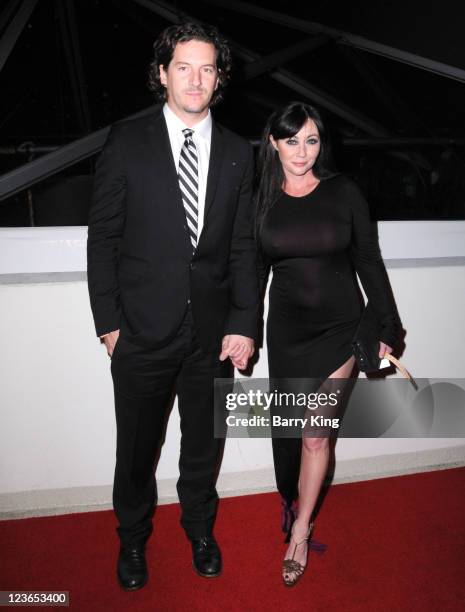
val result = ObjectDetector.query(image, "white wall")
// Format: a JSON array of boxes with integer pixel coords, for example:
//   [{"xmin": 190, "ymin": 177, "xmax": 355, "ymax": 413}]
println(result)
[{"xmin": 0, "ymin": 223, "xmax": 464, "ymax": 514}]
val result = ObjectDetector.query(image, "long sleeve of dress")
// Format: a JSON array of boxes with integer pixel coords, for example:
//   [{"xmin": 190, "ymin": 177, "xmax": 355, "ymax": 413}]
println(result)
[{"xmin": 347, "ymin": 179, "xmax": 401, "ymax": 348}]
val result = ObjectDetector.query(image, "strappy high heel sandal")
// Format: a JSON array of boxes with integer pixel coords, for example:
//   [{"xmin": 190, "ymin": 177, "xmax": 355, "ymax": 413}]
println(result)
[{"xmin": 282, "ymin": 522, "xmax": 314, "ymax": 587}]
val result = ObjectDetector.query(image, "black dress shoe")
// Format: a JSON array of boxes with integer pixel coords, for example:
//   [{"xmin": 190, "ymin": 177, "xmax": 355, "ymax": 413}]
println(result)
[
  {"xmin": 117, "ymin": 546, "xmax": 148, "ymax": 591},
  {"xmin": 191, "ymin": 536, "xmax": 222, "ymax": 577}
]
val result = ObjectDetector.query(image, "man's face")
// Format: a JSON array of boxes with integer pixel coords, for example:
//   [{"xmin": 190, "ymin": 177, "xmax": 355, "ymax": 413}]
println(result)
[{"xmin": 159, "ymin": 40, "xmax": 219, "ymax": 123}]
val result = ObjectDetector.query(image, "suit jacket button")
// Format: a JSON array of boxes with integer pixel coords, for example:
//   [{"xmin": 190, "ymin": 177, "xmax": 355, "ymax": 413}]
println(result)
[{"xmin": 190, "ymin": 263, "xmax": 196, "ymax": 270}]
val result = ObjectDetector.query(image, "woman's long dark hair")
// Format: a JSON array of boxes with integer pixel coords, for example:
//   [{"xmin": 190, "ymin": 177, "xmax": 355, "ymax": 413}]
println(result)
[{"xmin": 255, "ymin": 101, "xmax": 337, "ymax": 241}]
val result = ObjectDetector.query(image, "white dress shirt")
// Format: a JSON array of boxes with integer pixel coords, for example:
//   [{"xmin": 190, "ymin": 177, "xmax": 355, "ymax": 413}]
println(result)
[{"xmin": 163, "ymin": 103, "xmax": 212, "ymax": 238}]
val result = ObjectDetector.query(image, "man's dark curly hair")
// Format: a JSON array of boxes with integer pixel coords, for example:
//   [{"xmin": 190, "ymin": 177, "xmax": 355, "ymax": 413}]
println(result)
[{"xmin": 148, "ymin": 22, "xmax": 232, "ymax": 107}]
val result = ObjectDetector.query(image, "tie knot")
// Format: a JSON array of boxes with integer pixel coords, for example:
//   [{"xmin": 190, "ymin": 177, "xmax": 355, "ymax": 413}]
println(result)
[{"xmin": 182, "ymin": 128, "xmax": 194, "ymax": 139}]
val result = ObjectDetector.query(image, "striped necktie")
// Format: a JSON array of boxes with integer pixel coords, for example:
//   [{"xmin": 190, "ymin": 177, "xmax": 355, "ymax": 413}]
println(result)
[{"xmin": 178, "ymin": 128, "xmax": 199, "ymax": 252}]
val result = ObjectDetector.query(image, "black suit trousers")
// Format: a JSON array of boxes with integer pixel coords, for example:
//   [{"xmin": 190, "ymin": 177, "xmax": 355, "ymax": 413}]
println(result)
[{"xmin": 110, "ymin": 307, "xmax": 232, "ymax": 547}]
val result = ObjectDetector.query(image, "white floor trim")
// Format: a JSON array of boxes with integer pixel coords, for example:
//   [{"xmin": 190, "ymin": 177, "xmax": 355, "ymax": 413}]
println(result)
[{"xmin": 1, "ymin": 444, "xmax": 464, "ymax": 520}]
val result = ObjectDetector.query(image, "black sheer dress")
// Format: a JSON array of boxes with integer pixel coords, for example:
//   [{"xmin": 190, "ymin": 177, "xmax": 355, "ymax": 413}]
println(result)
[{"xmin": 258, "ymin": 174, "xmax": 399, "ymax": 508}]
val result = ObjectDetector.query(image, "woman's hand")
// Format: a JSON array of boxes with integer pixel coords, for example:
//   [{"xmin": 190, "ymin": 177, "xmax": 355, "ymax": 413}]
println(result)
[{"xmin": 379, "ymin": 342, "xmax": 393, "ymax": 358}]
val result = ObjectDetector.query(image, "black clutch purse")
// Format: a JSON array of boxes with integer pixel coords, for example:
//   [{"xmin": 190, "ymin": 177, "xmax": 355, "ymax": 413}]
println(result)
[
  {"xmin": 352, "ymin": 303, "xmax": 416, "ymax": 386},
  {"xmin": 352, "ymin": 302, "xmax": 382, "ymax": 373}
]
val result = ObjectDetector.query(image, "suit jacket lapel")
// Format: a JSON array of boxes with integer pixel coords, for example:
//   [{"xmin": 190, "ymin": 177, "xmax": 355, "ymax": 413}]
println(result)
[
  {"xmin": 147, "ymin": 109, "xmax": 179, "ymax": 190},
  {"xmin": 147, "ymin": 109, "xmax": 193, "ymax": 259},
  {"xmin": 204, "ymin": 121, "xmax": 224, "ymax": 221}
]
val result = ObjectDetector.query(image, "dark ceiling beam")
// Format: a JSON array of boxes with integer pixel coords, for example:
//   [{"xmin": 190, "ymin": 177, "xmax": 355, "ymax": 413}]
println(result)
[
  {"xmin": 55, "ymin": 0, "xmax": 92, "ymax": 134},
  {"xmin": 0, "ymin": 0, "xmax": 39, "ymax": 73},
  {"xmin": 109, "ymin": 0, "xmax": 160, "ymax": 37},
  {"xmin": 243, "ymin": 35, "xmax": 329, "ymax": 81},
  {"xmin": 130, "ymin": 0, "xmax": 178, "ymax": 22},
  {"xmin": 0, "ymin": 145, "xmax": 58, "ymax": 155},
  {"xmin": 342, "ymin": 137, "xmax": 465, "ymax": 146},
  {"xmin": 133, "ymin": 0, "xmax": 389, "ymax": 136},
  {"xmin": 242, "ymin": 91, "xmax": 283, "ymax": 113},
  {"xmin": 0, "ymin": 106, "xmax": 156, "ymax": 202},
  {"xmin": 204, "ymin": 0, "xmax": 465, "ymax": 83},
  {"xmin": 336, "ymin": 44, "xmax": 428, "ymax": 134},
  {"xmin": 0, "ymin": 0, "xmax": 22, "ymax": 33},
  {"xmin": 232, "ymin": 40, "xmax": 389, "ymax": 136}
]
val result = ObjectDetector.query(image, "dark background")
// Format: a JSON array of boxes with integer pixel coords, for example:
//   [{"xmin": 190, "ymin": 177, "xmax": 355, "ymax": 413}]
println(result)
[{"xmin": 1, "ymin": 0, "xmax": 465, "ymax": 225}]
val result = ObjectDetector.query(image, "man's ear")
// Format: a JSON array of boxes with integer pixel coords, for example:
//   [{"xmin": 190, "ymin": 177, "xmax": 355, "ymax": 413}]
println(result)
[{"xmin": 159, "ymin": 64, "xmax": 167, "ymax": 86}]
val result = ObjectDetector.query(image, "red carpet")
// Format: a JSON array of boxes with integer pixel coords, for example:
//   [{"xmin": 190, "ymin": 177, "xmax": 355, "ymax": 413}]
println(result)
[{"xmin": 1, "ymin": 468, "xmax": 465, "ymax": 611}]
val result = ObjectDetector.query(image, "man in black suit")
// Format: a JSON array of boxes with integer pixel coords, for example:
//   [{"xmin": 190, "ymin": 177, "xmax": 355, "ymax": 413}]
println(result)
[{"xmin": 87, "ymin": 22, "xmax": 258, "ymax": 590}]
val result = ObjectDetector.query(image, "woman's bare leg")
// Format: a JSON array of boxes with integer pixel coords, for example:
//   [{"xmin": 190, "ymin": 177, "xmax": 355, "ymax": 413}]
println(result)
[{"xmin": 283, "ymin": 355, "xmax": 356, "ymax": 580}]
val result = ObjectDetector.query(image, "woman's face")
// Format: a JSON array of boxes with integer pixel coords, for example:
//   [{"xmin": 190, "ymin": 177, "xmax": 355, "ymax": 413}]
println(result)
[{"xmin": 270, "ymin": 119, "xmax": 321, "ymax": 178}]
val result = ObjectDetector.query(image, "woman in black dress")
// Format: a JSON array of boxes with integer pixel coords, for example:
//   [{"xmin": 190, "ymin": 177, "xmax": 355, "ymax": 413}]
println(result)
[{"xmin": 255, "ymin": 102, "xmax": 400, "ymax": 586}]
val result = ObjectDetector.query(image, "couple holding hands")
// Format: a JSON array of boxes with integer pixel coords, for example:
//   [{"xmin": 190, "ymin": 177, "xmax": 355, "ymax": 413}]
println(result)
[{"xmin": 87, "ymin": 21, "xmax": 399, "ymax": 591}]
